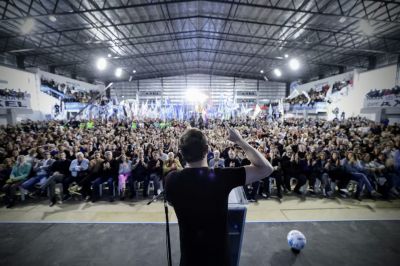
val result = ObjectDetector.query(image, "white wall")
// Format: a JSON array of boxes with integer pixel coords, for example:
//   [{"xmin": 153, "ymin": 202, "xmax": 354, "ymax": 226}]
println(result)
[
  {"xmin": 327, "ymin": 65, "xmax": 397, "ymax": 119},
  {"xmin": 0, "ymin": 66, "xmax": 64, "ymax": 121}
]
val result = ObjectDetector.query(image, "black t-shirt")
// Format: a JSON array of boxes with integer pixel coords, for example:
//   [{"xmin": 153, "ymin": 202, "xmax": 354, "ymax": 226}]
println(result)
[{"xmin": 165, "ymin": 167, "xmax": 246, "ymax": 266}]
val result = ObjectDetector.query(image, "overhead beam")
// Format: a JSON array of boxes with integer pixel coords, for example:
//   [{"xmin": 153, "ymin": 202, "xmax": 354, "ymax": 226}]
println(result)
[
  {"xmin": 45, "ymin": 48, "xmax": 363, "ymax": 69},
  {"xmin": 3, "ymin": 14, "xmax": 399, "ymax": 43},
  {"xmin": 2, "ymin": 0, "xmax": 399, "ymax": 25}
]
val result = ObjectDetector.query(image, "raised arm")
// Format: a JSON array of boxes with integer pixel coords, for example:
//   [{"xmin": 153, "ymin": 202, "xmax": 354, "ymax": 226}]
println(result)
[{"xmin": 226, "ymin": 124, "xmax": 273, "ymax": 184}]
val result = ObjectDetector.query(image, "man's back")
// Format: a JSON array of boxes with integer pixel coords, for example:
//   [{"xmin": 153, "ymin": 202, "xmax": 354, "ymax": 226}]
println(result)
[{"xmin": 166, "ymin": 166, "xmax": 245, "ymax": 266}]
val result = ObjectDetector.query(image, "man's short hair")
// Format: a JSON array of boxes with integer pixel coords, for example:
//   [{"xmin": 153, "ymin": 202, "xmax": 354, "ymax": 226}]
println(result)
[{"xmin": 179, "ymin": 128, "xmax": 208, "ymax": 163}]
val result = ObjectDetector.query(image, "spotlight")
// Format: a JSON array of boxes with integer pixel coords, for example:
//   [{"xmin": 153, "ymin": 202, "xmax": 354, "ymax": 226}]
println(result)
[
  {"xmin": 132, "ymin": 69, "xmax": 136, "ymax": 74},
  {"xmin": 284, "ymin": 54, "xmax": 289, "ymax": 58},
  {"xmin": 289, "ymin": 58, "xmax": 300, "ymax": 71},
  {"xmin": 185, "ymin": 88, "xmax": 208, "ymax": 103},
  {"xmin": 274, "ymin": 68, "xmax": 282, "ymax": 77},
  {"xmin": 96, "ymin": 58, "xmax": 107, "ymax": 70},
  {"xmin": 107, "ymin": 53, "xmax": 112, "ymax": 58},
  {"xmin": 115, "ymin": 67, "xmax": 123, "ymax": 78},
  {"xmin": 339, "ymin": 17, "xmax": 346, "ymax": 23},
  {"xmin": 360, "ymin": 20, "xmax": 374, "ymax": 35},
  {"xmin": 260, "ymin": 70, "xmax": 264, "ymax": 74},
  {"xmin": 49, "ymin": 16, "xmax": 57, "ymax": 22},
  {"xmin": 20, "ymin": 18, "xmax": 35, "ymax": 34}
]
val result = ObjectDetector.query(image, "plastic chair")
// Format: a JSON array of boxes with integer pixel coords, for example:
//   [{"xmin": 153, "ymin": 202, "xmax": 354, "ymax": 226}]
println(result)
[{"xmin": 99, "ymin": 181, "xmax": 117, "ymax": 198}]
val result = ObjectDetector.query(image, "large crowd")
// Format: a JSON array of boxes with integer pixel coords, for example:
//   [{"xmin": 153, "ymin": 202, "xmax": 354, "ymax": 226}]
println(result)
[
  {"xmin": 285, "ymin": 80, "xmax": 352, "ymax": 106},
  {"xmin": 0, "ymin": 116, "xmax": 399, "ymax": 208},
  {"xmin": 366, "ymin": 86, "xmax": 400, "ymax": 99},
  {"xmin": 41, "ymin": 78, "xmax": 99, "ymax": 103},
  {"xmin": 0, "ymin": 88, "xmax": 29, "ymax": 100}
]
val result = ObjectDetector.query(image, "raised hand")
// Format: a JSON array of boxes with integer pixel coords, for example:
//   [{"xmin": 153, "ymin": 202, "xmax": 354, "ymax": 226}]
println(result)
[{"xmin": 225, "ymin": 123, "xmax": 243, "ymax": 144}]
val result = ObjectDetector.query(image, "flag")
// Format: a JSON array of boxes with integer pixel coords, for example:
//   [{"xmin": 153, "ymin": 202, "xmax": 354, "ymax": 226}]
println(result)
[
  {"xmin": 302, "ymin": 91, "xmax": 311, "ymax": 105},
  {"xmin": 252, "ymin": 104, "xmax": 262, "ymax": 119}
]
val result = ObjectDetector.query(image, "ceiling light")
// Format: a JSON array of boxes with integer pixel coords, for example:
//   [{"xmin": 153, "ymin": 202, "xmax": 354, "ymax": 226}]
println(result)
[
  {"xmin": 185, "ymin": 88, "xmax": 208, "ymax": 103},
  {"xmin": 360, "ymin": 20, "xmax": 374, "ymax": 35},
  {"xmin": 20, "ymin": 18, "xmax": 35, "ymax": 34},
  {"xmin": 284, "ymin": 54, "xmax": 289, "ymax": 58},
  {"xmin": 274, "ymin": 68, "xmax": 282, "ymax": 77},
  {"xmin": 49, "ymin": 15, "xmax": 57, "ymax": 22},
  {"xmin": 339, "ymin": 17, "xmax": 346, "ymax": 23},
  {"xmin": 107, "ymin": 53, "xmax": 112, "ymax": 58},
  {"xmin": 115, "ymin": 67, "xmax": 123, "ymax": 78},
  {"xmin": 132, "ymin": 69, "xmax": 136, "ymax": 74},
  {"xmin": 289, "ymin": 58, "xmax": 300, "ymax": 71},
  {"xmin": 260, "ymin": 70, "xmax": 264, "ymax": 74},
  {"xmin": 96, "ymin": 57, "xmax": 107, "ymax": 71}
]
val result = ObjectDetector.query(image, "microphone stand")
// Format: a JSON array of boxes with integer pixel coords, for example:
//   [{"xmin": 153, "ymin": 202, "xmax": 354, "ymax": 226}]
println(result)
[{"xmin": 147, "ymin": 191, "xmax": 172, "ymax": 266}]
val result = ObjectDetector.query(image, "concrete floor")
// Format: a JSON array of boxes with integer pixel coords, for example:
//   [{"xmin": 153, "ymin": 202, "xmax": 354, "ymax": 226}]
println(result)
[
  {"xmin": 0, "ymin": 221, "xmax": 399, "ymax": 266},
  {"xmin": 1, "ymin": 196, "xmax": 400, "ymax": 223}
]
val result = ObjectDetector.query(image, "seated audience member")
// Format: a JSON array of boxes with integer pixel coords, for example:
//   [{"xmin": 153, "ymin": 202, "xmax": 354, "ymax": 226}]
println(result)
[
  {"xmin": 208, "ymin": 150, "xmax": 225, "ymax": 168},
  {"xmin": 373, "ymin": 153, "xmax": 400, "ymax": 198},
  {"xmin": 92, "ymin": 151, "xmax": 119, "ymax": 202},
  {"xmin": 2, "ymin": 155, "xmax": 32, "ymax": 208},
  {"xmin": 130, "ymin": 149, "xmax": 150, "ymax": 198},
  {"xmin": 224, "ymin": 149, "xmax": 240, "ymax": 168},
  {"xmin": 325, "ymin": 151, "xmax": 350, "ymax": 197},
  {"xmin": 39, "ymin": 152, "xmax": 71, "ymax": 206},
  {"xmin": 264, "ymin": 148, "xmax": 283, "ymax": 199},
  {"xmin": 63, "ymin": 152, "xmax": 89, "ymax": 200},
  {"xmin": 76, "ymin": 151, "xmax": 104, "ymax": 201},
  {"xmin": 0, "ymin": 158, "xmax": 14, "ymax": 189},
  {"xmin": 241, "ymin": 150, "xmax": 259, "ymax": 202},
  {"xmin": 163, "ymin": 152, "xmax": 183, "ymax": 177},
  {"xmin": 281, "ymin": 148, "xmax": 306, "ymax": 195},
  {"xmin": 118, "ymin": 154, "xmax": 132, "ymax": 200},
  {"xmin": 341, "ymin": 151, "xmax": 380, "ymax": 200},
  {"xmin": 310, "ymin": 152, "xmax": 332, "ymax": 197},
  {"xmin": 147, "ymin": 151, "xmax": 163, "ymax": 198},
  {"xmin": 21, "ymin": 151, "xmax": 55, "ymax": 193}
]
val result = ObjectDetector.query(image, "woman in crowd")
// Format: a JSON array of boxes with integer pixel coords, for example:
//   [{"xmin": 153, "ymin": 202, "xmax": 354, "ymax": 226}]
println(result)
[{"xmin": 118, "ymin": 154, "xmax": 132, "ymax": 200}]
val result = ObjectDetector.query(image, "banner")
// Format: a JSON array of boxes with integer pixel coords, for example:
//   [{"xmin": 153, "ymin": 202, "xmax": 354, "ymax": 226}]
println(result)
[
  {"xmin": 64, "ymin": 102, "xmax": 87, "ymax": 111},
  {"xmin": 363, "ymin": 94, "xmax": 400, "ymax": 108},
  {"xmin": 286, "ymin": 102, "xmax": 328, "ymax": 112},
  {"xmin": 0, "ymin": 95, "xmax": 31, "ymax": 109}
]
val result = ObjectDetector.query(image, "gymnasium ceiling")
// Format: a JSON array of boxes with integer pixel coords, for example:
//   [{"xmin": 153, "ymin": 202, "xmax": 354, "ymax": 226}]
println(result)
[{"xmin": 0, "ymin": 0, "xmax": 400, "ymax": 82}]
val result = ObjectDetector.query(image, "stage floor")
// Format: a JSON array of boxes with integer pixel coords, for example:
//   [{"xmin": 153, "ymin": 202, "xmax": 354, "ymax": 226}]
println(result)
[
  {"xmin": 0, "ymin": 196, "xmax": 400, "ymax": 223},
  {"xmin": 0, "ymin": 220, "xmax": 399, "ymax": 266}
]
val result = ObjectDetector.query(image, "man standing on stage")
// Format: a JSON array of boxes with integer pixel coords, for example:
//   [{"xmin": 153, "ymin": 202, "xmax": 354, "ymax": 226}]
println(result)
[{"xmin": 165, "ymin": 125, "xmax": 273, "ymax": 266}]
